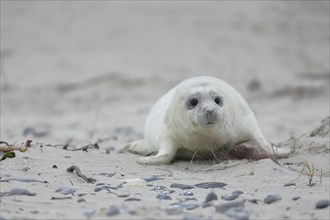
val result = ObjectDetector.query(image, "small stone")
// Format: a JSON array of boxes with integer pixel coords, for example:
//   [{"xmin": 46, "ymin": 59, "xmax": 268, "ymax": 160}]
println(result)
[
  {"xmin": 226, "ymin": 207, "xmax": 249, "ymax": 220},
  {"xmin": 283, "ymin": 183, "xmax": 296, "ymax": 187},
  {"xmin": 83, "ymin": 208, "xmax": 96, "ymax": 217},
  {"xmin": 182, "ymin": 215, "xmax": 207, "ymax": 220},
  {"xmin": 170, "ymin": 183, "xmax": 194, "ymax": 189},
  {"xmin": 316, "ymin": 199, "xmax": 330, "ymax": 209},
  {"xmin": 180, "ymin": 191, "xmax": 194, "ymax": 196},
  {"xmin": 117, "ymin": 194, "xmax": 130, "ymax": 198},
  {"xmin": 157, "ymin": 194, "xmax": 172, "ymax": 200},
  {"xmin": 166, "ymin": 204, "xmax": 183, "ymax": 215},
  {"xmin": 221, "ymin": 191, "xmax": 243, "ymax": 201},
  {"xmin": 194, "ymin": 182, "xmax": 227, "ymax": 189},
  {"xmin": 99, "ymin": 172, "xmax": 116, "ymax": 177},
  {"xmin": 124, "ymin": 197, "xmax": 141, "ymax": 202},
  {"xmin": 55, "ymin": 187, "xmax": 76, "ymax": 196},
  {"xmin": 166, "ymin": 202, "xmax": 199, "ymax": 215},
  {"xmin": 205, "ymin": 192, "xmax": 218, "ymax": 202},
  {"xmin": 6, "ymin": 188, "xmax": 37, "ymax": 196},
  {"xmin": 292, "ymin": 197, "xmax": 301, "ymax": 201},
  {"xmin": 30, "ymin": 210, "xmax": 38, "ymax": 214},
  {"xmin": 247, "ymin": 199, "xmax": 260, "ymax": 204},
  {"xmin": 264, "ymin": 194, "xmax": 282, "ymax": 204},
  {"xmin": 106, "ymin": 205, "xmax": 120, "ymax": 216},
  {"xmin": 142, "ymin": 176, "xmax": 163, "ymax": 182},
  {"xmin": 216, "ymin": 200, "xmax": 245, "ymax": 214},
  {"xmin": 152, "ymin": 185, "xmax": 167, "ymax": 191}
]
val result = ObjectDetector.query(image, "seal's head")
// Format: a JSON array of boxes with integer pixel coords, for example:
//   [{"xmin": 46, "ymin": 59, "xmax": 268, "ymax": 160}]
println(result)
[
  {"xmin": 171, "ymin": 80, "xmax": 226, "ymax": 130},
  {"xmin": 186, "ymin": 87, "xmax": 223, "ymax": 128}
]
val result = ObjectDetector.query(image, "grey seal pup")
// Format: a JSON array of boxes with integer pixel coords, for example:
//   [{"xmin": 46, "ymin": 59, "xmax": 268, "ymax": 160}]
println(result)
[{"xmin": 122, "ymin": 76, "xmax": 290, "ymax": 165}]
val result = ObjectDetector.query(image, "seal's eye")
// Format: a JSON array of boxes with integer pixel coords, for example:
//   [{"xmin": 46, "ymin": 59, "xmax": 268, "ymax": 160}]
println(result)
[
  {"xmin": 214, "ymin": 97, "xmax": 222, "ymax": 105},
  {"xmin": 191, "ymin": 99, "xmax": 198, "ymax": 106}
]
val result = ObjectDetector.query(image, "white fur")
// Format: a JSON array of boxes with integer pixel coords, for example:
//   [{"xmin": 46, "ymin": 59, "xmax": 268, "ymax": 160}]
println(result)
[{"xmin": 125, "ymin": 76, "xmax": 290, "ymax": 165}]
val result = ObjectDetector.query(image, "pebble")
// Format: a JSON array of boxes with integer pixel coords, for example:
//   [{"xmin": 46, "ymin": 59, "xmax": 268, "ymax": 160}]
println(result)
[
  {"xmin": 106, "ymin": 205, "xmax": 120, "ymax": 216},
  {"xmin": 124, "ymin": 197, "xmax": 141, "ymax": 202},
  {"xmin": 99, "ymin": 172, "xmax": 116, "ymax": 177},
  {"xmin": 264, "ymin": 194, "xmax": 282, "ymax": 204},
  {"xmin": 157, "ymin": 194, "xmax": 172, "ymax": 200},
  {"xmin": 51, "ymin": 196, "xmax": 72, "ymax": 200},
  {"xmin": 166, "ymin": 202, "xmax": 199, "ymax": 215},
  {"xmin": 170, "ymin": 183, "xmax": 194, "ymax": 189},
  {"xmin": 94, "ymin": 186, "xmax": 111, "ymax": 192},
  {"xmin": 194, "ymin": 182, "xmax": 227, "ymax": 189},
  {"xmin": 55, "ymin": 187, "xmax": 76, "ymax": 196},
  {"xmin": 215, "ymin": 200, "xmax": 245, "ymax": 213},
  {"xmin": 30, "ymin": 210, "xmax": 38, "ymax": 214},
  {"xmin": 117, "ymin": 194, "xmax": 130, "ymax": 198},
  {"xmin": 283, "ymin": 183, "xmax": 296, "ymax": 187},
  {"xmin": 315, "ymin": 199, "xmax": 330, "ymax": 209},
  {"xmin": 152, "ymin": 185, "xmax": 167, "ymax": 191},
  {"xmin": 180, "ymin": 191, "xmax": 194, "ymax": 196},
  {"xmin": 182, "ymin": 215, "xmax": 209, "ymax": 220},
  {"xmin": 83, "ymin": 208, "xmax": 96, "ymax": 217},
  {"xmin": 184, "ymin": 204, "xmax": 199, "ymax": 210},
  {"xmin": 247, "ymin": 199, "xmax": 260, "ymax": 204},
  {"xmin": 292, "ymin": 197, "xmax": 301, "ymax": 201},
  {"xmin": 205, "ymin": 192, "xmax": 218, "ymax": 202},
  {"xmin": 221, "ymin": 191, "xmax": 243, "ymax": 201},
  {"xmin": 225, "ymin": 207, "xmax": 249, "ymax": 220},
  {"xmin": 142, "ymin": 176, "xmax": 163, "ymax": 182},
  {"xmin": 5, "ymin": 188, "xmax": 37, "ymax": 196}
]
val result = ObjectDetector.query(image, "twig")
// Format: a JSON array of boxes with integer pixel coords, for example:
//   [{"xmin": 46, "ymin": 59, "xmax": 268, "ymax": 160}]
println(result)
[{"xmin": 66, "ymin": 165, "xmax": 96, "ymax": 183}]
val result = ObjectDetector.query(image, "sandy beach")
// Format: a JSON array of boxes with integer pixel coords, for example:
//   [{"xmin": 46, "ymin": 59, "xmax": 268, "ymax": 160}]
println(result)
[{"xmin": 1, "ymin": 1, "xmax": 329, "ymax": 220}]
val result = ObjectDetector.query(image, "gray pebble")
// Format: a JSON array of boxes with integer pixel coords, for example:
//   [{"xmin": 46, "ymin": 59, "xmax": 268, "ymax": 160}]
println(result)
[
  {"xmin": 316, "ymin": 199, "xmax": 330, "ymax": 209},
  {"xmin": 5, "ymin": 188, "xmax": 37, "ymax": 197},
  {"xmin": 125, "ymin": 197, "xmax": 141, "ymax": 202},
  {"xmin": 221, "ymin": 191, "xmax": 243, "ymax": 201},
  {"xmin": 55, "ymin": 187, "xmax": 76, "ymax": 196},
  {"xmin": 142, "ymin": 176, "xmax": 163, "ymax": 182},
  {"xmin": 106, "ymin": 205, "xmax": 120, "ymax": 216},
  {"xmin": 182, "ymin": 215, "xmax": 209, "ymax": 220},
  {"xmin": 226, "ymin": 207, "xmax": 249, "ymax": 220},
  {"xmin": 117, "ymin": 194, "xmax": 130, "ymax": 198},
  {"xmin": 205, "ymin": 192, "xmax": 218, "ymax": 202},
  {"xmin": 30, "ymin": 210, "xmax": 38, "ymax": 214},
  {"xmin": 264, "ymin": 194, "xmax": 282, "ymax": 204},
  {"xmin": 152, "ymin": 185, "xmax": 167, "ymax": 191},
  {"xmin": 99, "ymin": 172, "xmax": 116, "ymax": 177},
  {"xmin": 94, "ymin": 186, "xmax": 110, "ymax": 192},
  {"xmin": 216, "ymin": 200, "xmax": 245, "ymax": 214},
  {"xmin": 283, "ymin": 183, "xmax": 296, "ymax": 187},
  {"xmin": 292, "ymin": 197, "xmax": 301, "ymax": 201},
  {"xmin": 166, "ymin": 202, "xmax": 199, "ymax": 215},
  {"xmin": 166, "ymin": 204, "xmax": 183, "ymax": 215},
  {"xmin": 194, "ymin": 182, "xmax": 227, "ymax": 189},
  {"xmin": 83, "ymin": 208, "xmax": 96, "ymax": 217},
  {"xmin": 247, "ymin": 199, "xmax": 260, "ymax": 204},
  {"xmin": 171, "ymin": 183, "xmax": 194, "ymax": 189},
  {"xmin": 157, "ymin": 194, "xmax": 172, "ymax": 200},
  {"xmin": 180, "ymin": 191, "xmax": 194, "ymax": 196}
]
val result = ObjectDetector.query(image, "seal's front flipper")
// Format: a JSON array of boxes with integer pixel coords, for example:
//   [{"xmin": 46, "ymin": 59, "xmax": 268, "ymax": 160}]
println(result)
[
  {"xmin": 119, "ymin": 140, "xmax": 154, "ymax": 156},
  {"xmin": 136, "ymin": 142, "xmax": 177, "ymax": 165}
]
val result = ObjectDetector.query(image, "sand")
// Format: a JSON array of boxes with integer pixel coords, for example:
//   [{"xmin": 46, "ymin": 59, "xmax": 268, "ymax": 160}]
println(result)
[{"xmin": 1, "ymin": 1, "xmax": 329, "ymax": 220}]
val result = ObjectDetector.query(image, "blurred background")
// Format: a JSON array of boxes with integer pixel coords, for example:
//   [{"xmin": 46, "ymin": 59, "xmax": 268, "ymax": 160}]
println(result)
[{"xmin": 1, "ymin": 1, "xmax": 329, "ymax": 147}]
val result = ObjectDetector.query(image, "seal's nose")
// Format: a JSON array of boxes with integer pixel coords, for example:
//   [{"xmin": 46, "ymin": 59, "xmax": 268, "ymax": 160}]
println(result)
[
  {"xmin": 205, "ymin": 109, "xmax": 216, "ymax": 122},
  {"xmin": 205, "ymin": 109, "xmax": 215, "ymax": 115}
]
